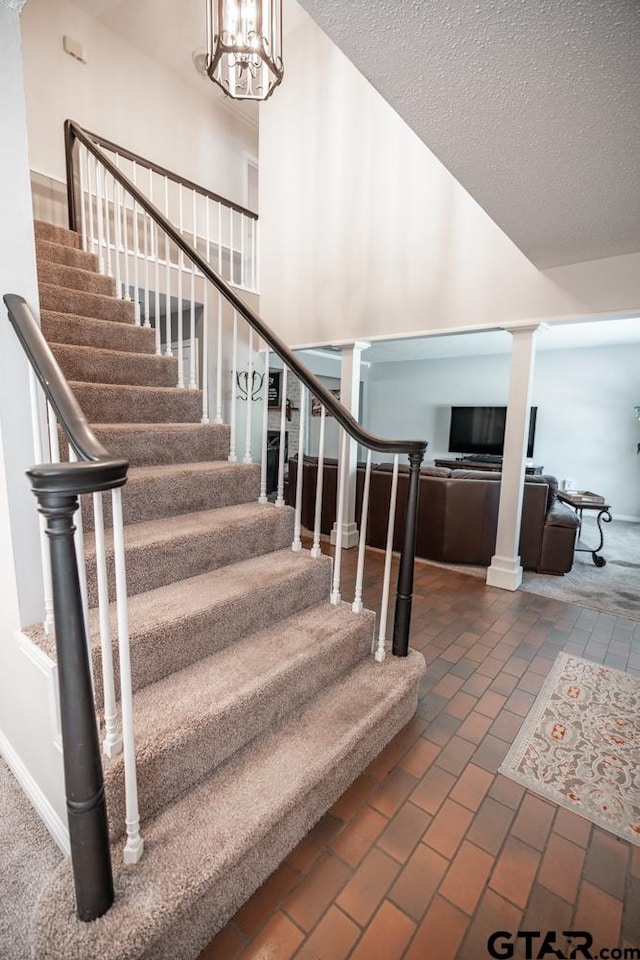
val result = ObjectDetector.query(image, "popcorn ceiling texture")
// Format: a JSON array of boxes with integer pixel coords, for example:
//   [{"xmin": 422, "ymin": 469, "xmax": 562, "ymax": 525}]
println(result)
[{"xmin": 295, "ymin": 0, "xmax": 640, "ymax": 268}]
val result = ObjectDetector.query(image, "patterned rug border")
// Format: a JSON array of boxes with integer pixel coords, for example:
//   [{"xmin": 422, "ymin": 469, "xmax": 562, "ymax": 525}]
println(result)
[{"xmin": 499, "ymin": 652, "xmax": 640, "ymax": 846}]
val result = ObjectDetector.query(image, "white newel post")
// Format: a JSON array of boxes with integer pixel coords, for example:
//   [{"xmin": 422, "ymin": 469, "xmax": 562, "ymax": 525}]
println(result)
[
  {"xmin": 330, "ymin": 341, "xmax": 370, "ymax": 550},
  {"xmin": 486, "ymin": 324, "xmax": 541, "ymax": 592}
]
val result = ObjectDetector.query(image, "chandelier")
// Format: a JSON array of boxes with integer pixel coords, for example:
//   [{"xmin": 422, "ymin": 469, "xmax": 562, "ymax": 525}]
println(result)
[{"xmin": 205, "ymin": 0, "xmax": 283, "ymax": 101}]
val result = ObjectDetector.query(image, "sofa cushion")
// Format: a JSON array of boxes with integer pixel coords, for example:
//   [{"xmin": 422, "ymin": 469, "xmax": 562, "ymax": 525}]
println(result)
[
  {"xmin": 451, "ymin": 469, "xmax": 501, "ymax": 481},
  {"xmin": 420, "ymin": 466, "xmax": 451, "ymax": 478}
]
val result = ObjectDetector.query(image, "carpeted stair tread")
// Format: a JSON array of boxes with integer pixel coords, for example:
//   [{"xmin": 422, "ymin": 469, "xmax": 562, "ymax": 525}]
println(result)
[
  {"xmin": 31, "ymin": 549, "xmax": 333, "ymax": 698},
  {"xmin": 104, "ymin": 600, "xmax": 375, "ymax": 836},
  {"xmin": 32, "ymin": 651, "xmax": 425, "ymax": 960},
  {"xmin": 83, "ymin": 460, "xmax": 260, "ymax": 529},
  {"xmin": 70, "ymin": 381, "xmax": 202, "ymax": 423},
  {"xmin": 84, "ymin": 502, "xmax": 295, "ymax": 602},
  {"xmin": 51, "ymin": 342, "xmax": 178, "ymax": 388},
  {"xmin": 34, "ymin": 220, "xmax": 81, "ymax": 248},
  {"xmin": 40, "ymin": 311, "xmax": 156, "ymax": 354},
  {"xmin": 89, "ymin": 423, "xmax": 230, "ymax": 466},
  {"xmin": 37, "ymin": 258, "xmax": 116, "ymax": 297},
  {"xmin": 40, "ymin": 282, "xmax": 135, "ymax": 324},
  {"xmin": 36, "ymin": 238, "xmax": 99, "ymax": 272}
]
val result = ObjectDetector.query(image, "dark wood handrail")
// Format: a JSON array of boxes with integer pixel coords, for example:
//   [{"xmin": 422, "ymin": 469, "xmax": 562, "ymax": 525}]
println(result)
[
  {"xmin": 78, "ymin": 125, "xmax": 258, "ymax": 221},
  {"xmin": 65, "ymin": 120, "xmax": 427, "ymax": 459}
]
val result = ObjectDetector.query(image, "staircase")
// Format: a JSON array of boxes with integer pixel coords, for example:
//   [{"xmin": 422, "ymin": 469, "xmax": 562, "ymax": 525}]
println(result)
[{"xmin": 28, "ymin": 220, "xmax": 425, "ymax": 959}]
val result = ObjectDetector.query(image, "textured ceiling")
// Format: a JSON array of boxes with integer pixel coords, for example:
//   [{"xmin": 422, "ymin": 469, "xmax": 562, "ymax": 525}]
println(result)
[{"xmin": 295, "ymin": 0, "xmax": 640, "ymax": 268}]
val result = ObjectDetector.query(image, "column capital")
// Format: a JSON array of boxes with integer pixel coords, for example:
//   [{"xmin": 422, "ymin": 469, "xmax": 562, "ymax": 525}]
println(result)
[
  {"xmin": 1, "ymin": 0, "xmax": 29, "ymax": 12},
  {"xmin": 501, "ymin": 322, "xmax": 546, "ymax": 338}
]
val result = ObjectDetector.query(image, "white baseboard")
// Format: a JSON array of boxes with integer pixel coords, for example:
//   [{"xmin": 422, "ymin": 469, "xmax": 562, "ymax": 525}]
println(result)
[
  {"xmin": 0, "ymin": 730, "xmax": 70, "ymax": 856},
  {"xmin": 612, "ymin": 514, "xmax": 640, "ymax": 523}
]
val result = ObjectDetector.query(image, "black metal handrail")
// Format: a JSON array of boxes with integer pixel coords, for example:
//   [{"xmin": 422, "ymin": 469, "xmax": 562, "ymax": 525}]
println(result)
[
  {"xmin": 65, "ymin": 120, "xmax": 426, "ymax": 459},
  {"xmin": 4, "ymin": 292, "xmax": 125, "ymax": 922},
  {"xmin": 65, "ymin": 125, "xmax": 258, "ymax": 220},
  {"xmin": 65, "ymin": 118, "xmax": 427, "ymax": 657}
]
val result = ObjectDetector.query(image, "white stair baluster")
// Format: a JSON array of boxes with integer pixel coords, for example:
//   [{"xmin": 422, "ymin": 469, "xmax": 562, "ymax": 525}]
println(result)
[
  {"xmin": 202, "ymin": 198, "xmax": 211, "ymax": 425},
  {"xmin": 68, "ymin": 446, "xmax": 91, "ymax": 687},
  {"xmin": 352, "ymin": 449, "xmax": 372, "ymax": 613},
  {"xmin": 330, "ymin": 429, "xmax": 348, "ymax": 604},
  {"xmin": 86, "ymin": 150, "xmax": 96, "ymax": 258},
  {"xmin": 30, "ymin": 372, "xmax": 54, "ymax": 635},
  {"xmin": 47, "ymin": 401, "xmax": 60, "ymax": 463},
  {"xmin": 229, "ymin": 206, "xmax": 234, "ymax": 283},
  {"xmin": 177, "ymin": 184, "xmax": 184, "ymax": 387},
  {"xmin": 310, "ymin": 404, "xmax": 326, "ymax": 559},
  {"xmin": 131, "ymin": 161, "xmax": 141, "ymax": 323},
  {"xmin": 153, "ymin": 219, "xmax": 161, "ymax": 355},
  {"xmin": 243, "ymin": 327, "xmax": 253, "ymax": 464},
  {"xmin": 111, "ymin": 487, "xmax": 144, "ymax": 864},
  {"xmin": 275, "ymin": 365, "xmax": 288, "ymax": 507},
  {"xmin": 189, "ymin": 190, "xmax": 197, "ymax": 389},
  {"xmin": 228, "ymin": 310, "xmax": 238, "ymax": 462},
  {"xmin": 374, "ymin": 454, "xmax": 399, "ymax": 662},
  {"xmin": 113, "ymin": 170, "xmax": 122, "ymax": 299},
  {"xmin": 116, "ymin": 156, "xmax": 131, "ymax": 302},
  {"xmin": 251, "ymin": 217, "xmax": 256, "ymax": 291},
  {"xmin": 292, "ymin": 383, "xmax": 306, "ymax": 551},
  {"xmin": 164, "ymin": 176, "xmax": 172, "ymax": 356},
  {"xmin": 240, "ymin": 212, "xmax": 245, "ymax": 287},
  {"xmin": 258, "ymin": 346, "xmax": 269, "ymax": 503},
  {"xmin": 95, "ymin": 161, "xmax": 105, "ymax": 274},
  {"xmin": 103, "ymin": 171, "xmax": 112, "ymax": 277},
  {"xmin": 92, "ymin": 492, "xmax": 122, "ymax": 758},
  {"xmin": 142, "ymin": 170, "xmax": 150, "ymax": 327},
  {"xmin": 215, "ymin": 292, "xmax": 223, "ymax": 424},
  {"xmin": 78, "ymin": 144, "xmax": 88, "ymax": 253}
]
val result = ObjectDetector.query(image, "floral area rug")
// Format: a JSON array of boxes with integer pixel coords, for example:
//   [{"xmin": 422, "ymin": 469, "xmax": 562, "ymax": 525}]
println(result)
[{"xmin": 499, "ymin": 653, "xmax": 640, "ymax": 845}]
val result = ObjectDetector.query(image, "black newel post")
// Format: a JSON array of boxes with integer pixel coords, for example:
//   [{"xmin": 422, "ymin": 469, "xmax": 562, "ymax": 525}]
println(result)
[
  {"xmin": 392, "ymin": 451, "xmax": 424, "ymax": 657},
  {"xmin": 32, "ymin": 482, "xmax": 114, "ymax": 921},
  {"xmin": 64, "ymin": 120, "xmax": 79, "ymax": 234}
]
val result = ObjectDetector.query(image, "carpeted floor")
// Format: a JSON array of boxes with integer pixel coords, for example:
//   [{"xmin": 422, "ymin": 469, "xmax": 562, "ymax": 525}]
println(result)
[
  {"xmin": 417, "ymin": 519, "xmax": 640, "ymax": 621},
  {"xmin": 520, "ymin": 519, "xmax": 640, "ymax": 621},
  {"xmin": 0, "ymin": 757, "xmax": 62, "ymax": 960},
  {"xmin": 499, "ymin": 652, "xmax": 640, "ymax": 845}
]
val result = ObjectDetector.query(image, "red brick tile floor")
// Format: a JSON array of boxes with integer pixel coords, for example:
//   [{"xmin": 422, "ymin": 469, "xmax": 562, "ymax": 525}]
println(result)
[{"xmin": 199, "ymin": 547, "xmax": 640, "ymax": 960}]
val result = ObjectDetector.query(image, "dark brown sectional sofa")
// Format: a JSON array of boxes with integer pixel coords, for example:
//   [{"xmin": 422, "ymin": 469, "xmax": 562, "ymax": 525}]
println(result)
[{"xmin": 287, "ymin": 456, "xmax": 579, "ymax": 575}]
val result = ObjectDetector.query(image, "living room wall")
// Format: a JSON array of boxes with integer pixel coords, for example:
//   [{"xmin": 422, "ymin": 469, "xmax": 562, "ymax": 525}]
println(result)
[
  {"xmin": 365, "ymin": 341, "xmax": 640, "ymax": 520},
  {"xmin": 20, "ymin": 0, "xmax": 257, "ymax": 219}
]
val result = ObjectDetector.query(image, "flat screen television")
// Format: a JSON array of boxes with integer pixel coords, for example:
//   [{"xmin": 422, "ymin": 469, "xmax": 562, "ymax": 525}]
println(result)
[{"xmin": 448, "ymin": 406, "xmax": 537, "ymax": 458}]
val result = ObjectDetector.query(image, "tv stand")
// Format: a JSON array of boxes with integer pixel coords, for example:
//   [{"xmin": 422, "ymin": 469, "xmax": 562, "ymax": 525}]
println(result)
[{"xmin": 434, "ymin": 457, "xmax": 544, "ymax": 476}]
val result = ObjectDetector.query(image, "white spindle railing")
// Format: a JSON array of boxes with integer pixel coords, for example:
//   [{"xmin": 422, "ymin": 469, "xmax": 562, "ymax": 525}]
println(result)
[
  {"xmin": 352, "ymin": 450, "xmax": 372, "ymax": 614},
  {"xmin": 374, "ymin": 455, "xmax": 400, "ymax": 662},
  {"xmin": 29, "ymin": 387, "xmax": 142, "ymax": 857},
  {"xmin": 259, "ymin": 346, "xmax": 269, "ymax": 504},
  {"xmin": 111, "ymin": 487, "xmax": 144, "ymax": 864},
  {"xmin": 292, "ymin": 385, "xmax": 306, "ymax": 551},
  {"xmin": 229, "ymin": 310, "xmax": 238, "ymax": 462},
  {"xmin": 330, "ymin": 430, "xmax": 348, "ymax": 605},
  {"xmin": 275, "ymin": 366, "xmax": 288, "ymax": 508},
  {"xmin": 29, "ymin": 372, "xmax": 54, "ymax": 635},
  {"xmin": 92, "ymin": 491, "xmax": 122, "ymax": 759},
  {"xmin": 310, "ymin": 405, "xmax": 326, "ymax": 560},
  {"xmin": 74, "ymin": 133, "xmax": 418, "ymax": 699}
]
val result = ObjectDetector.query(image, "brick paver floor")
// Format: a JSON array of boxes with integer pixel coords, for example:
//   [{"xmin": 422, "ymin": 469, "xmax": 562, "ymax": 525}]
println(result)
[{"xmin": 200, "ymin": 546, "xmax": 640, "ymax": 959}]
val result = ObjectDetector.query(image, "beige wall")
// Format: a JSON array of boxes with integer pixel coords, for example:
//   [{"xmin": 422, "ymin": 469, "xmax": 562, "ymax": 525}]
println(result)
[
  {"xmin": 259, "ymin": 9, "xmax": 640, "ymax": 347},
  {"xmin": 20, "ymin": 0, "xmax": 258, "ymax": 212}
]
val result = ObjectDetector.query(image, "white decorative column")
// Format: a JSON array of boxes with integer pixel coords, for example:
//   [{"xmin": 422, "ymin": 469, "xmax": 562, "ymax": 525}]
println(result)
[
  {"xmin": 330, "ymin": 341, "xmax": 370, "ymax": 549},
  {"xmin": 486, "ymin": 324, "xmax": 540, "ymax": 592}
]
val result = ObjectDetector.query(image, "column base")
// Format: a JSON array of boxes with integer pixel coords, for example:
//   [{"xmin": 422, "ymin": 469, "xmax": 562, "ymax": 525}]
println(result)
[
  {"xmin": 330, "ymin": 521, "xmax": 359, "ymax": 550},
  {"xmin": 486, "ymin": 555, "xmax": 523, "ymax": 591}
]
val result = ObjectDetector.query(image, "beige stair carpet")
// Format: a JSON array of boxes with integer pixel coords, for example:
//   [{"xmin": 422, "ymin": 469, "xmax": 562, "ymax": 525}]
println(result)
[{"xmin": 26, "ymin": 219, "xmax": 425, "ymax": 960}]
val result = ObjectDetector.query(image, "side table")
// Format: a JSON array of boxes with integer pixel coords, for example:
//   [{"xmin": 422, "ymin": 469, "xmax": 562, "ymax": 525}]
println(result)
[{"xmin": 556, "ymin": 490, "xmax": 612, "ymax": 567}]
